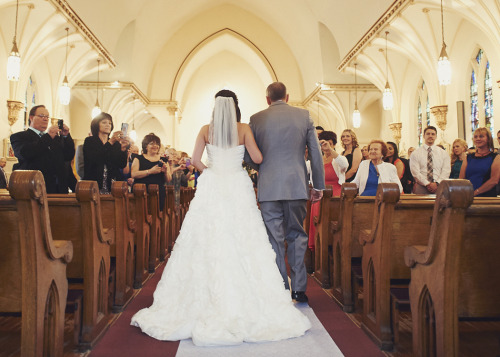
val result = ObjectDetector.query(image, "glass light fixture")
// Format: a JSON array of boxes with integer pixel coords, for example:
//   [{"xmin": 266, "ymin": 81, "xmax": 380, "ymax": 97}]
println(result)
[
  {"xmin": 437, "ymin": 0, "xmax": 451, "ymax": 85},
  {"xmin": 382, "ymin": 31, "xmax": 394, "ymax": 110},
  {"xmin": 59, "ymin": 28, "xmax": 71, "ymax": 105},
  {"xmin": 353, "ymin": 63, "xmax": 361, "ymax": 128},
  {"xmin": 92, "ymin": 58, "xmax": 101, "ymax": 118},
  {"xmin": 7, "ymin": 0, "xmax": 20, "ymax": 81}
]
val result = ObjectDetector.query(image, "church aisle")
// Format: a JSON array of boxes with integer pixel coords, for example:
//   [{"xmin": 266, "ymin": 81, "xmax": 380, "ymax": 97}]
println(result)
[{"xmin": 90, "ymin": 261, "xmax": 384, "ymax": 357}]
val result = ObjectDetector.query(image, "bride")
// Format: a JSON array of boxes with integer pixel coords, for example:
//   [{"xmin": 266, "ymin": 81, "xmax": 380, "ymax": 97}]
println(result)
[{"xmin": 131, "ymin": 94, "xmax": 311, "ymax": 346}]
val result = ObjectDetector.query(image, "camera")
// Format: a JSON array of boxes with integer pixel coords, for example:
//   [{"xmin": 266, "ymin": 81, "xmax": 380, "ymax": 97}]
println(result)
[
  {"xmin": 157, "ymin": 161, "xmax": 164, "ymax": 168},
  {"xmin": 58, "ymin": 119, "xmax": 64, "ymax": 130},
  {"xmin": 121, "ymin": 123, "xmax": 129, "ymax": 137}
]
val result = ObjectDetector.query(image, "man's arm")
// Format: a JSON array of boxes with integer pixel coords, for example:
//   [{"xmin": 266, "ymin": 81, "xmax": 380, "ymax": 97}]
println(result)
[
  {"xmin": 306, "ymin": 116, "xmax": 325, "ymax": 191},
  {"xmin": 10, "ymin": 131, "xmax": 52, "ymax": 163},
  {"xmin": 243, "ymin": 116, "xmax": 259, "ymax": 171}
]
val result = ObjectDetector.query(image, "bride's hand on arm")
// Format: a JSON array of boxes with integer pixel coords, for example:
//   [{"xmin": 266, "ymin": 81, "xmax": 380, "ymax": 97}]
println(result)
[
  {"xmin": 191, "ymin": 126, "xmax": 208, "ymax": 172},
  {"xmin": 243, "ymin": 124, "xmax": 263, "ymax": 164}
]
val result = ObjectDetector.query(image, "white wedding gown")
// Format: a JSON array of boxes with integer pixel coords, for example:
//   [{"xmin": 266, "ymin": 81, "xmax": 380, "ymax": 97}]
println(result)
[{"xmin": 131, "ymin": 144, "xmax": 311, "ymax": 346}]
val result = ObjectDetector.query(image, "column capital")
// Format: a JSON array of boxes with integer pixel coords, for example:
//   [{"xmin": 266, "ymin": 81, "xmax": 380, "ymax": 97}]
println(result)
[
  {"xmin": 166, "ymin": 101, "xmax": 179, "ymax": 115},
  {"xmin": 388, "ymin": 122, "xmax": 402, "ymax": 144},
  {"xmin": 7, "ymin": 100, "xmax": 24, "ymax": 127},
  {"xmin": 430, "ymin": 105, "xmax": 448, "ymax": 132}
]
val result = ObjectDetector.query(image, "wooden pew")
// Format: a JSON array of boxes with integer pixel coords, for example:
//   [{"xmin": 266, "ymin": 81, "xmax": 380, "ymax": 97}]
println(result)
[
  {"xmin": 358, "ymin": 183, "xmax": 435, "ymax": 350},
  {"xmin": 147, "ymin": 184, "xmax": 162, "ymax": 272},
  {"xmin": 310, "ymin": 186, "xmax": 339, "ymax": 287},
  {"xmin": 330, "ymin": 183, "xmax": 375, "ymax": 312},
  {"xmin": 46, "ymin": 181, "xmax": 113, "ymax": 351},
  {"xmin": 405, "ymin": 180, "xmax": 500, "ymax": 356},
  {"xmin": 0, "ymin": 171, "xmax": 72, "ymax": 357},
  {"xmin": 99, "ymin": 182, "xmax": 136, "ymax": 311},
  {"xmin": 129, "ymin": 183, "xmax": 151, "ymax": 288}
]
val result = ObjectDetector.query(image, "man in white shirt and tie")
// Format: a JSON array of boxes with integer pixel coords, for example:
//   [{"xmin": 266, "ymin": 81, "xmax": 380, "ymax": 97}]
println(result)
[
  {"xmin": 0, "ymin": 157, "xmax": 7, "ymax": 189},
  {"xmin": 410, "ymin": 126, "xmax": 451, "ymax": 194}
]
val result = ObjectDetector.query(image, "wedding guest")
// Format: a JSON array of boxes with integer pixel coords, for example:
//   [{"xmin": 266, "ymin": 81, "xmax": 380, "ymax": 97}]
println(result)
[
  {"xmin": 361, "ymin": 145, "xmax": 369, "ymax": 160},
  {"xmin": 410, "ymin": 126, "xmax": 450, "ymax": 194},
  {"xmin": 10, "ymin": 105, "xmax": 75, "ymax": 193},
  {"xmin": 132, "ymin": 133, "xmax": 182, "ymax": 211},
  {"xmin": 0, "ymin": 157, "xmax": 8, "ymax": 189},
  {"xmin": 449, "ymin": 139, "xmax": 468, "ymax": 179},
  {"xmin": 122, "ymin": 144, "xmax": 139, "ymax": 185},
  {"xmin": 83, "ymin": 113, "xmax": 128, "ymax": 194},
  {"xmin": 459, "ymin": 127, "xmax": 500, "ymax": 197},
  {"xmin": 384, "ymin": 141, "xmax": 405, "ymax": 179},
  {"xmin": 308, "ymin": 131, "xmax": 348, "ymax": 249},
  {"xmin": 408, "ymin": 147, "xmax": 415, "ymax": 158},
  {"xmin": 315, "ymin": 126, "xmax": 324, "ymax": 136},
  {"xmin": 341, "ymin": 129, "xmax": 362, "ymax": 182},
  {"xmin": 352, "ymin": 140, "xmax": 402, "ymax": 196},
  {"xmin": 497, "ymin": 129, "xmax": 500, "ymax": 146}
]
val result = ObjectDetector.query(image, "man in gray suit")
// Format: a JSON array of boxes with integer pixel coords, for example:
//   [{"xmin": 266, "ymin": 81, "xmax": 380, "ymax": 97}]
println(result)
[{"xmin": 246, "ymin": 82, "xmax": 325, "ymax": 303}]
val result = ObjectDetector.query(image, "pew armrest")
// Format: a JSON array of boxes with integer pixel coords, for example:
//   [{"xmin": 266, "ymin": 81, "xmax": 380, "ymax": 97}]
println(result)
[
  {"xmin": 52, "ymin": 240, "xmax": 74, "ymax": 264},
  {"xmin": 404, "ymin": 245, "xmax": 428, "ymax": 268},
  {"xmin": 100, "ymin": 227, "xmax": 114, "ymax": 245},
  {"xmin": 330, "ymin": 220, "xmax": 339, "ymax": 233},
  {"xmin": 359, "ymin": 229, "xmax": 373, "ymax": 246}
]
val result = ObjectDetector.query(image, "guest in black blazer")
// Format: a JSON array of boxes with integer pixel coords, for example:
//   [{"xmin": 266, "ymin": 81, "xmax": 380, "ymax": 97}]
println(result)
[
  {"xmin": 10, "ymin": 105, "xmax": 75, "ymax": 193},
  {"xmin": 0, "ymin": 157, "xmax": 8, "ymax": 189},
  {"xmin": 83, "ymin": 112, "xmax": 128, "ymax": 194}
]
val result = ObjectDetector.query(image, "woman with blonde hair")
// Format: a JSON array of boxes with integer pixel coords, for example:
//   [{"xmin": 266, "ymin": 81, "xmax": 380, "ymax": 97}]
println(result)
[
  {"xmin": 341, "ymin": 129, "xmax": 362, "ymax": 182},
  {"xmin": 459, "ymin": 127, "xmax": 500, "ymax": 196},
  {"xmin": 449, "ymin": 138, "xmax": 468, "ymax": 179}
]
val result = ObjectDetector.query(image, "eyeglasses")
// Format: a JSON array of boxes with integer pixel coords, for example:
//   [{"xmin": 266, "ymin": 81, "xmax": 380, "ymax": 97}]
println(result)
[{"xmin": 35, "ymin": 114, "xmax": 50, "ymax": 119}]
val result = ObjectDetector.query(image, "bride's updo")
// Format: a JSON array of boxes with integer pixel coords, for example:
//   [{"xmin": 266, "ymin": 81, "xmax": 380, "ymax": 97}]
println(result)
[{"xmin": 215, "ymin": 89, "xmax": 241, "ymax": 122}]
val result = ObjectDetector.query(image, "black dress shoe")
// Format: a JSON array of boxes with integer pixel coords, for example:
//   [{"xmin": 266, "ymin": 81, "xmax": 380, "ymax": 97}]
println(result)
[{"xmin": 291, "ymin": 291, "xmax": 308, "ymax": 303}]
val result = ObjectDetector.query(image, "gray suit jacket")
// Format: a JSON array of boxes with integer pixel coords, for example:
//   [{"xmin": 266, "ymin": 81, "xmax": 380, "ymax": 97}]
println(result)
[{"xmin": 246, "ymin": 101, "xmax": 325, "ymax": 202}]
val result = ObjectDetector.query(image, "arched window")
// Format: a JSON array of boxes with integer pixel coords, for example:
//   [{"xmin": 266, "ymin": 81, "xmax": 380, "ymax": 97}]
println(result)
[
  {"xmin": 484, "ymin": 61, "xmax": 494, "ymax": 133},
  {"xmin": 469, "ymin": 48, "xmax": 494, "ymax": 143},
  {"xmin": 471, "ymin": 70, "xmax": 479, "ymax": 132},
  {"xmin": 24, "ymin": 76, "xmax": 37, "ymax": 129},
  {"xmin": 417, "ymin": 80, "xmax": 429, "ymax": 146}
]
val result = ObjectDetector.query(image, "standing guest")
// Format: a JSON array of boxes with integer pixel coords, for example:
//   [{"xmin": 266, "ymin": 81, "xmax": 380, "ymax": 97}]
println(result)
[
  {"xmin": 132, "ymin": 133, "xmax": 182, "ymax": 211},
  {"xmin": 308, "ymin": 131, "xmax": 348, "ymax": 249},
  {"xmin": 497, "ymin": 129, "xmax": 500, "ymax": 147},
  {"xmin": 340, "ymin": 129, "xmax": 362, "ymax": 182},
  {"xmin": 315, "ymin": 126, "xmax": 324, "ymax": 136},
  {"xmin": 408, "ymin": 147, "xmax": 415, "ymax": 158},
  {"xmin": 352, "ymin": 140, "xmax": 403, "ymax": 196},
  {"xmin": 410, "ymin": 126, "xmax": 451, "ymax": 194},
  {"xmin": 449, "ymin": 139, "xmax": 468, "ymax": 179},
  {"xmin": 0, "ymin": 157, "xmax": 8, "ymax": 189},
  {"xmin": 122, "ymin": 144, "xmax": 139, "ymax": 186},
  {"xmin": 361, "ymin": 145, "xmax": 369, "ymax": 160},
  {"xmin": 10, "ymin": 105, "xmax": 75, "ymax": 193},
  {"xmin": 384, "ymin": 141, "xmax": 405, "ymax": 179},
  {"xmin": 459, "ymin": 127, "xmax": 500, "ymax": 197},
  {"xmin": 83, "ymin": 113, "xmax": 129, "ymax": 194}
]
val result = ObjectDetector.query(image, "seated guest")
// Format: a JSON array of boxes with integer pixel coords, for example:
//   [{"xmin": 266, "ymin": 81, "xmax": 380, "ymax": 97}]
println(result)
[
  {"xmin": 361, "ymin": 145, "xmax": 369, "ymax": 161},
  {"xmin": 83, "ymin": 113, "xmax": 128, "ymax": 194},
  {"xmin": 308, "ymin": 131, "xmax": 348, "ymax": 249},
  {"xmin": 384, "ymin": 141, "xmax": 405, "ymax": 179},
  {"xmin": 352, "ymin": 140, "xmax": 402, "ymax": 196},
  {"xmin": 340, "ymin": 129, "xmax": 362, "ymax": 182},
  {"xmin": 132, "ymin": 133, "xmax": 182, "ymax": 211},
  {"xmin": 449, "ymin": 138, "xmax": 468, "ymax": 179},
  {"xmin": 10, "ymin": 105, "xmax": 75, "ymax": 193},
  {"xmin": 407, "ymin": 146, "xmax": 416, "ymax": 158},
  {"xmin": 459, "ymin": 127, "xmax": 500, "ymax": 197}
]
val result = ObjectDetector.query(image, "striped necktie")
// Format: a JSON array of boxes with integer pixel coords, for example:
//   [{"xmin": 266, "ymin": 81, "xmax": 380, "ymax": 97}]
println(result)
[{"xmin": 427, "ymin": 146, "xmax": 433, "ymax": 183}]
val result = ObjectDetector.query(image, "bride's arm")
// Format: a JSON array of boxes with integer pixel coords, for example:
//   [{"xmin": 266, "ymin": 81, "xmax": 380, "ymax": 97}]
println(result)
[
  {"xmin": 191, "ymin": 125, "xmax": 208, "ymax": 172},
  {"xmin": 243, "ymin": 124, "xmax": 263, "ymax": 164}
]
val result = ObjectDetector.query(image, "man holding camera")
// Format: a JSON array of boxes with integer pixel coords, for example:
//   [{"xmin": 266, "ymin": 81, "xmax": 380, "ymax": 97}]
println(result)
[{"xmin": 10, "ymin": 105, "xmax": 75, "ymax": 193}]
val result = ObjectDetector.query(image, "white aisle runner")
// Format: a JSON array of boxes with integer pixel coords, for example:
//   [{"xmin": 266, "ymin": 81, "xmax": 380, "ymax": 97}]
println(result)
[{"xmin": 176, "ymin": 304, "xmax": 344, "ymax": 357}]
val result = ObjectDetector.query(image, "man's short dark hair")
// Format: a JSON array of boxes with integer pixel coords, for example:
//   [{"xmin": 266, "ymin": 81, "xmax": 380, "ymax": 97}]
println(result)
[
  {"xmin": 315, "ymin": 126, "xmax": 324, "ymax": 131},
  {"xmin": 318, "ymin": 131, "xmax": 337, "ymax": 146},
  {"xmin": 28, "ymin": 105, "xmax": 46, "ymax": 124},
  {"xmin": 423, "ymin": 126, "xmax": 437, "ymax": 135},
  {"xmin": 266, "ymin": 82, "xmax": 287, "ymax": 102}
]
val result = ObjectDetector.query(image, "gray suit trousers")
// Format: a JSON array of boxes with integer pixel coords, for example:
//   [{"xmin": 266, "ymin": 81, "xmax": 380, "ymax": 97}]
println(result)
[{"xmin": 259, "ymin": 199, "xmax": 308, "ymax": 292}]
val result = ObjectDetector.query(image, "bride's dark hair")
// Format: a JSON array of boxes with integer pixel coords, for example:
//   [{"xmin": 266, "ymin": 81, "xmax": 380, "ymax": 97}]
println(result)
[{"xmin": 215, "ymin": 89, "xmax": 241, "ymax": 122}]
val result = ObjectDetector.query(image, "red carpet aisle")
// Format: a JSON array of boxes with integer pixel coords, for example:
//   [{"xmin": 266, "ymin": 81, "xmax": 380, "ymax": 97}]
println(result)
[{"xmin": 90, "ymin": 262, "xmax": 383, "ymax": 357}]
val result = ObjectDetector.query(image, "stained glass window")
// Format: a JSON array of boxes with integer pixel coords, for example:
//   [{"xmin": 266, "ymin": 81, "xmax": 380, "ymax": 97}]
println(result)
[
  {"xmin": 417, "ymin": 99, "xmax": 423, "ymax": 146},
  {"xmin": 471, "ymin": 70, "xmax": 479, "ymax": 132},
  {"xmin": 426, "ymin": 96, "xmax": 431, "ymax": 127},
  {"xmin": 476, "ymin": 49, "xmax": 483, "ymax": 64},
  {"xmin": 484, "ymin": 61, "xmax": 494, "ymax": 134},
  {"xmin": 23, "ymin": 76, "xmax": 37, "ymax": 129}
]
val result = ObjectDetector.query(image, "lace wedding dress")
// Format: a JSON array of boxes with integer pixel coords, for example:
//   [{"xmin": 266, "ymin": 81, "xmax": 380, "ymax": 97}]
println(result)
[{"xmin": 130, "ymin": 143, "xmax": 311, "ymax": 346}]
